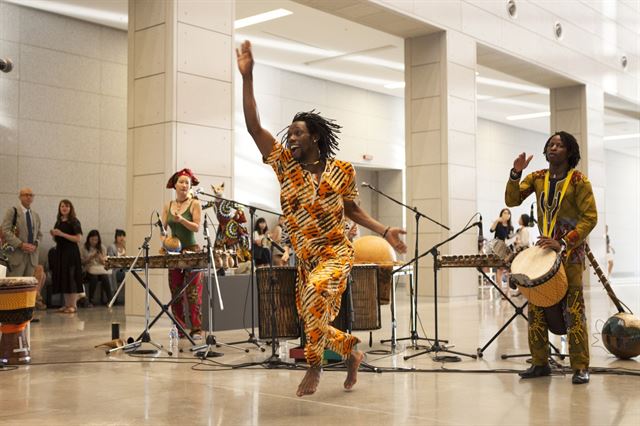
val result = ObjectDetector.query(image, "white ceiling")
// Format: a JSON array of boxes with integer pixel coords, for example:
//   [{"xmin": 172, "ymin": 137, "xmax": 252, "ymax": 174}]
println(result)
[{"xmin": 7, "ymin": 0, "xmax": 639, "ymax": 156}]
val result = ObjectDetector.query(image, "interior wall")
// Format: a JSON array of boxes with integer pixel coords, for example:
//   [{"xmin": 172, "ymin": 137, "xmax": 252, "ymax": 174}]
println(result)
[
  {"xmin": 605, "ymin": 149, "xmax": 640, "ymax": 278},
  {"xmin": 476, "ymin": 118, "xmax": 548, "ymax": 240},
  {"xmin": 234, "ymin": 63, "xmax": 404, "ymax": 230},
  {"xmin": 0, "ymin": 2, "xmax": 127, "ymax": 261}
]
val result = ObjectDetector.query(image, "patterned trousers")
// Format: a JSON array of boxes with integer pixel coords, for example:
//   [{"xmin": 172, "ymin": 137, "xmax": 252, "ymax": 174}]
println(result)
[
  {"xmin": 297, "ymin": 257, "xmax": 360, "ymax": 367},
  {"xmin": 528, "ymin": 261, "xmax": 589, "ymax": 370},
  {"xmin": 168, "ymin": 269, "xmax": 203, "ymax": 333}
]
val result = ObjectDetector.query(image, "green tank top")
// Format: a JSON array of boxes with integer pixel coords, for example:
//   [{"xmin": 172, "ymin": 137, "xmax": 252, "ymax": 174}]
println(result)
[{"xmin": 167, "ymin": 200, "xmax": 197, "ymax": 248}]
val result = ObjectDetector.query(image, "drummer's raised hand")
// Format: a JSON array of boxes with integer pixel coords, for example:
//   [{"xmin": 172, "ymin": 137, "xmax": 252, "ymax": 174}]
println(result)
[
  {"xmin": 385, "ymin": 227, "xmax": 408, "ymax": 254},
  {"xmin": 537, "ymin": 236, "xmax": 562, "ymax": 252},
  {"xmin": 513, "ymin": 152, "xmax": 533, "ymax": 173}
]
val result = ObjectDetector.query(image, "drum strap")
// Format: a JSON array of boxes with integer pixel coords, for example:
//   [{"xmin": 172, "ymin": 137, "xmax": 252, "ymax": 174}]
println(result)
[{"xmin": 542, "ymin": 169, "xmax": 574, "ymax": 238}]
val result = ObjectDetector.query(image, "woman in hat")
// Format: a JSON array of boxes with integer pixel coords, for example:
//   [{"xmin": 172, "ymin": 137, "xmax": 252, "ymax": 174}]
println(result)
[{"xmin": 161, "ymin": 168, "xmax": 203, "ymax": 340}]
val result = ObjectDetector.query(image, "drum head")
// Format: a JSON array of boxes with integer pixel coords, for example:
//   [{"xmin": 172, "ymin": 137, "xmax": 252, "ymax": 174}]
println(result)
[{"xmin": 510, "ymin": 246, "xmax": 557, "ymax": 281}]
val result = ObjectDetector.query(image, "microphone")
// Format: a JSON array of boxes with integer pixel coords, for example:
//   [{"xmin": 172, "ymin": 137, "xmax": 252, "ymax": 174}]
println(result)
[
  {"xmin": 0, "ymin": 58, "xmax": 13, "ymax": 73},
  {"xmin": 265, "ymin": 235, "xmax": 285, "ymax": 254},
  {"xmin": 478, "ymin": 214, "xmax": 484, "ymax": 241},
  {"xmin": 361, "ymin": 182, "xmax": 375, "ymax": 190},
  {"xmin": 202, "ymin": 214, "xmax": 210, "ymax": 238},
  {"xmin": 193, "ymin": 187, "xmax": 204, "ymax": 196},
  {"xmin": 155, "ymin": 212, "xmax": 167, "ymax": 236},
  {"xmin": 529, "ymin": 203, "xmax": 536, "ymax": 227}
]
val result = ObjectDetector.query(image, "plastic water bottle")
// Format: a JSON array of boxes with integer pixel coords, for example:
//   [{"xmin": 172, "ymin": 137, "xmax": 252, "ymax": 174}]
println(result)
[{"xmin": 168, "ymin": 324, "xmax": 179, "ymax": 355}]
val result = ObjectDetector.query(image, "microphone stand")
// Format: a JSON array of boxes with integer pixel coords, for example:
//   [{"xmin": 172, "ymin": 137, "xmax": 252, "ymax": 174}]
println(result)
[
  {"xmin": 404, "ymin": 221, "xmax": 479, "ymax": 361},
  {"xmin": 108, "ymin": 223, "xmax": 168, "ymax": 356},
  {"xmin": 191, "ymin": 214, "xmax": 248, "ymax": 358},
  {"xmin": 196, "ymin": 189, "xmax": 281, "ymax": 352},
  {"xmin": 362, "ymin": 182, "xmax": 448, "ymax": 350}
]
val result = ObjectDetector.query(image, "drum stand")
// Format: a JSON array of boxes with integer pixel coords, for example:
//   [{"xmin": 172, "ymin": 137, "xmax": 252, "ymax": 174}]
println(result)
[
  {"xmin": 191, "ymin": 214, "xmax": 248, "ymax": 358},
  {"xmin": 404, "ymin": 222, "xmax": 479, "ymax": 362},
  {"xmin": 475, "ymin": 268, "xmax": 565, "ymax": 359},
  {"xmin": 108, "ymin": 233, "xmax": 169, "ymax": 356},
  {"xmin": 362, "ymin": 183, "xmax": 446, "ymax": 350},
  {"xmin": 197, "ymin": 189, "xmax": 281, "ymax": 353}
]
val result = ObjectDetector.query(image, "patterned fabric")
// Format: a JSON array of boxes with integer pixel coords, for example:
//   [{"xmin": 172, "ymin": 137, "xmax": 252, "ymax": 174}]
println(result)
[
  {"xmin": 506, "ymin": 168, "xmax": 596, "ymax": 369},
  {"xmin": 527, "ymin": 263, "xmax": 590, "ymax": 369},
  {"xmin": 264, "ymin": 140, "xmax": 360, "ymax": 366},
  {"xmin": 168, "ymin": 269, "xmax": 203, "ymax": 333},
  {"xmin": 506, "ymin": 169, "xmax": 597, "ymax": 263}
]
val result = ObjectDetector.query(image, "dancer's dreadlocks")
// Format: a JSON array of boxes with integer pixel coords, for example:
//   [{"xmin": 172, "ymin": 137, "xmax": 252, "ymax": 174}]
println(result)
[{"xmin": 280, "ymin": 110, "xmax": 342, "ymax": 161}]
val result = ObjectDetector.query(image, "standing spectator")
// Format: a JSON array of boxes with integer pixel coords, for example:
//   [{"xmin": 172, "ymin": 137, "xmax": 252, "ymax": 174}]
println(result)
[
  {"xmin": 252, "ymin": 217, "xmax": 271, "ymax": 267},
  {"xmin": 81, "ymin": 230, "xmax": 112, "ymax": 306},
  {"xmin": 107, "ymin": 229, "xmax": 126, "ymax": 304},
  {"xmin": 514, "ymin": 213, "xmax": 531, "ymax": 252},
  {"xmin": 1, "ymin": 188, "xmax": 45, "ymax": 309},
  {"xmin": 490, "ymin": 208, "xmax": 514, "ymax": 290},
  {"xmin": 605, "ymin": 225, "xmax": 615, "ymax": 279},
  {"xmin": 51, "ymin": 199, "xmax": 83, "ymax": 314}
]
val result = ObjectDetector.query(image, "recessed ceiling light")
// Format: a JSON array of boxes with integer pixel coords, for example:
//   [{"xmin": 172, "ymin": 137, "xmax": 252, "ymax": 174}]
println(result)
[
  {"xmin": 604, "ymin": 133, "xmax": 639, "ymax": 141},
  {"xmin": 6, "ymin": 0, "xmax": 127, "ymax": 27},
  {"xmin": 257, "ymin": 59, "xmax": 400, "ymax": 88},
  {"xmin": 384, "ymin": 82, "xmax": 405, "ymax": 89},
  {"xmin": 477, "ymin": 76, "xmax": 549, "ymax": 94},
  {"xmin": 506, "ymin": 111, "xmax": 551, "ymax": 121},
  {"xmin": 235, "ymin": 9, "xmax": 292, "ymax": 29},
  {"xmin": 238, "ymin": 35, "xmax": 405, "ymax": 72}
]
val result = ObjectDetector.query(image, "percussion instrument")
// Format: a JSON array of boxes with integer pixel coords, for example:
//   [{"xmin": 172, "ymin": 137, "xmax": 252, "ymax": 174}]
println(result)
[
  {"xmin": 0, "ymin": 277, "xmax": 37, "ymax": 365},
  {"xmin": 162, "ymin": 236, "xmax": 182, "ymax": 254},
  {"xmin": 585, "ymin": 245, "xmax": 640, "ymax": 359},
  {"xmin": 509, "ymin": 246, "xmax": 568, "ymax": 307},
  {"xmin": 487, "ymin": 239, "xmax": 513, "ymax": 262},
  {"xmin": 353, "ymin": 236, "xmax": 396, "ymax": 305},
  {"xmin": 437, "ymin": 254, "xmax": 509, "ymax": 269},
  {"xmin": 256, "ymin": 266, "xmax": 299, "ymax": 340},
  {"xmin": 105, "ymin": 252, "xmax": 208, "ymax": 270},
  {"xmin": 255, "ymin": 264, "xmax": 382, "ymax": 340},
  {"xmin": 332, "ymin": 264, "xmax": 381, "ymax": 331},
  {"xmin": 353, "ymin": 235, "xmax": 396, "ymax": 264}
]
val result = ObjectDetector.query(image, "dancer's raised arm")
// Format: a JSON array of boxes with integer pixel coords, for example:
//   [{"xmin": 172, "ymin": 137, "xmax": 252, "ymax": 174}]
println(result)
[{"xmin": 236, "ymin": 40, "xmax": 275, "ymax": 158}]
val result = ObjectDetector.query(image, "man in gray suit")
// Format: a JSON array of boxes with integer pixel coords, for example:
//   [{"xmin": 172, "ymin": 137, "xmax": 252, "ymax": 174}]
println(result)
[{"xmin": 1, "ymin": 188, "xmax": 42, "ymax": 277}]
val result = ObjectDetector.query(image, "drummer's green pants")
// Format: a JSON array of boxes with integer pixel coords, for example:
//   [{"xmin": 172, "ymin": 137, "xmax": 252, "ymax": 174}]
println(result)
[{"xmin": 528, "ymin": 262, "xmax": 589, "ymax": 370}]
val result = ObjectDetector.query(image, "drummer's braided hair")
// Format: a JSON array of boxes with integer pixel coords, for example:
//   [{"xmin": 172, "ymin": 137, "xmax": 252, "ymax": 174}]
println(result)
[
  {"xmin": 280, "ymin": 110, "xmax": 342, "ymax": 161},
  {"xmin": 543, "ymin": 131, "xmax": 581, "ymax": 169}
]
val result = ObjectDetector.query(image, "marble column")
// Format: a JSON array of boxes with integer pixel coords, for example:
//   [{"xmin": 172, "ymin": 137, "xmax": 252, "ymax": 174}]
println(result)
[{"xmin": 126, "ymin": 0, "xmax": 234, "ymax": 316}]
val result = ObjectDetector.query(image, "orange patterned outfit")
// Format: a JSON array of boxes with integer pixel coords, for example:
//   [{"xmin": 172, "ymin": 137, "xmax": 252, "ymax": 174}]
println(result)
[{"xmin": 264, "ymin": 140, "xmax": 360, "ymax": 366}]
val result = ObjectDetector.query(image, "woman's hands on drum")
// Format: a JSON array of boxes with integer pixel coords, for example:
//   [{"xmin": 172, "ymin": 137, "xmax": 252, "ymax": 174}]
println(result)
[
  {"xmin": 513, "ymin": 152, "xmax": 533, "ymax": 173},
  {"xmin": 537, "ymin": 236, "xmax": 563, "ymax": 252}
]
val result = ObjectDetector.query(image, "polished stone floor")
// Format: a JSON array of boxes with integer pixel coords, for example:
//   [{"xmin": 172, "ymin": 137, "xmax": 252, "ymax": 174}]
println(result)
[{"xmin": 2, "ymin": 278, "xmax": 639, "ymax": 426}]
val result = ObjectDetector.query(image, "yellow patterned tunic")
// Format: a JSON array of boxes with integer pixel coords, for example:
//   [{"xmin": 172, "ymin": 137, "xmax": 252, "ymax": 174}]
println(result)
[{"xmin": 264, "ymin": 140, "xmax": 360, "ymax": 366}]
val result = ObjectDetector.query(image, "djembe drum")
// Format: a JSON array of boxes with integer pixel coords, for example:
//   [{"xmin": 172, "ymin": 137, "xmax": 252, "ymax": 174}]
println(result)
[
  {"xmin": 353, "ymin": 235, "xmax": 397, "ymax": 305},
  {"xmin": 0, "ymin": 277, "xmax": 37, "ymax": 365}
]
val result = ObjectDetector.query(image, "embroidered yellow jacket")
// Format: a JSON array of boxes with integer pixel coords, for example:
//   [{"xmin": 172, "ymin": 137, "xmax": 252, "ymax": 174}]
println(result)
[{"xmin": 505, "ymin": 169, "xmax": 598, "ymax": 263}]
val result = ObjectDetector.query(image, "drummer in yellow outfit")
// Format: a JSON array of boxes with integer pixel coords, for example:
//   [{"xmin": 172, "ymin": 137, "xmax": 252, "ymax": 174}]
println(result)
[{"xmin": 505, "ymin": 131, "xmax": 597, "ymax": 385}]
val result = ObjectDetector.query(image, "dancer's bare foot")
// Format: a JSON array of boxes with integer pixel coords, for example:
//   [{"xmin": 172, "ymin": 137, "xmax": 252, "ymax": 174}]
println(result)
[
  {"xmin": 344, "ymin": 350, "xmax": 364, "ymax": 391},
  {"xmin": 296, "ymin": 366, "xmax": 321, "ymax": 397}
]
